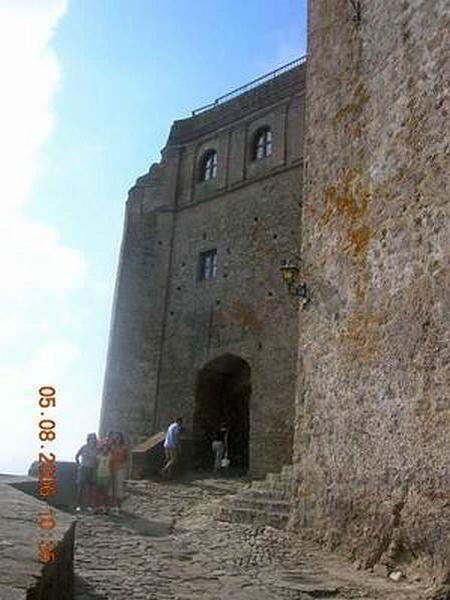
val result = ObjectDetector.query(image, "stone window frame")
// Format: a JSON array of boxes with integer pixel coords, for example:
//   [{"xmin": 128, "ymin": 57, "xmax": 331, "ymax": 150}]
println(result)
[
  {"xmin": 198, "ymin": 149, "xmax": 218, "ymax": 182},
  {"xmin": 198, "ymin": 248, "xmax": 218, "ymax": 281},
  {"xmin": 251, "ymin": 126, "xmax": 273, "ymax": 161}
]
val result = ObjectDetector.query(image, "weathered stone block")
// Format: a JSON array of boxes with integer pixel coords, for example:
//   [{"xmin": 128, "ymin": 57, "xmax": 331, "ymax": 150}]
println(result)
[{"xmin": 0, "ymin": 480, "xmax": 75, "ymax": 599}]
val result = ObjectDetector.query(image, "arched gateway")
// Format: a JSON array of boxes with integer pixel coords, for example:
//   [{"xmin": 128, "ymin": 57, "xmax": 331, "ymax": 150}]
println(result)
[{"xmin": 192, "ymin": 354, "xmax": 251, "ymax": 474}]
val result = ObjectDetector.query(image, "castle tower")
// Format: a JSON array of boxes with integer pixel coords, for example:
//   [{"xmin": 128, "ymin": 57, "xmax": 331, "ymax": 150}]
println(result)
[{"xmin": 101, "ymin": 59, "xmax": 306, "ymax": 476}]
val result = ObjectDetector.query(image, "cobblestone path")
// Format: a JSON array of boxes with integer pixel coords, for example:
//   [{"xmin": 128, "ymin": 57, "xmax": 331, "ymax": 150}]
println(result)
[{"xmin": 74, "ymin": 477, "xmax": 426, "ymax": 600}]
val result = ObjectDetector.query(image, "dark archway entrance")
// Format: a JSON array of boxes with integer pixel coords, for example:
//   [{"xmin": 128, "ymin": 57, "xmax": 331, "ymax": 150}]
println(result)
[{"xmin": 193, "ymin": 354, "xmax": 251, "ymax": 474}]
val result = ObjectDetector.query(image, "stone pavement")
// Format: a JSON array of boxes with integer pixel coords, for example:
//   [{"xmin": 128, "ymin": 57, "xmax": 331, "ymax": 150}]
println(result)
[{"xmin": 74, "ymin": 477, "xmax": 428, "ymax": 600}]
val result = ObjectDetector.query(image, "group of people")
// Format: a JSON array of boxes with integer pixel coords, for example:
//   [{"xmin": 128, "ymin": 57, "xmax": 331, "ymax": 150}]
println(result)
[
  {"xmin": 75, "ymin": 431, "xmax": 128, "ymax": 514},
  {"xmin": 161, "ymin": 417, "xmax": 231, "ymax": 478},
  {"xmin": 74, "ymin": 419, "xmax": 231, "ymax": 502}
]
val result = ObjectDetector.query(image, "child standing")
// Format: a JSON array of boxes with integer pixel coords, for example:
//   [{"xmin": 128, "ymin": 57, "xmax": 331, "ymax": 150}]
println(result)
[
  {"xmin": 109, "ymin": 432, "xmax": 128, "ymax": 514},
  {"xmin": 95, "ymin": 442, "xmax": 112, "ymax": 514}
]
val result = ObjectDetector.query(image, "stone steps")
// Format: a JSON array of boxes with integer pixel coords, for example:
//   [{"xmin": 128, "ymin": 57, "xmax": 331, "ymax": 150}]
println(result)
[
  {"xmin": 233, "ymin": 496, "xmax": 290, "ymax": 512},
  {"xmin": 217, "ymin": 504, "xmax": 289, "ymax": 528},
  {"xmin": 215, "ymin": 464, "xmax": 293, "ymax": 529},
  {"xmin": 251, "ymin": 482, "xmax": 293, "ymax": 496}
]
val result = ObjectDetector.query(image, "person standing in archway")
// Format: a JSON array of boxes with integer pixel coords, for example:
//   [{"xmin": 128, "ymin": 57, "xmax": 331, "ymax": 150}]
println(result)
[
  {"xmin": 162, "ymin": 417, "xmax": 183, "ymax": 479},
  {"xmin": 212, "ymin": 423, "xmax": 229, "ymax": 473}
]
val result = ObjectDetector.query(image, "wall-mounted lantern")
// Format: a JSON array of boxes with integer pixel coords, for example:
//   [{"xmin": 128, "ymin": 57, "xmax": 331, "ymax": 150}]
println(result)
[{"xmin": 280, "ymin": 260, "xmax": 311, "ymax": 308}]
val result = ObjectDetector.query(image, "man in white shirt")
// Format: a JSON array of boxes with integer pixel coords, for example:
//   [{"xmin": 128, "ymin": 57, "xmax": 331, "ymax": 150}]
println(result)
[{"xmin": 162, "ymin": 417, "xmax": 183, "ymax": 479}]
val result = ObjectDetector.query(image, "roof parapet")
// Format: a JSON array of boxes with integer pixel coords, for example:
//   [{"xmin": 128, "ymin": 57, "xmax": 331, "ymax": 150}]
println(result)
[{"xmin": 191, "ymin": 55, "xmax": 306, "ymax": 117}]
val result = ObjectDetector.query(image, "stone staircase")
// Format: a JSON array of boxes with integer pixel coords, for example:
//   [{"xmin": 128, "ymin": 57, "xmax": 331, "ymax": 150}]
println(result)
[{"xmin": 215, "ymin": 465, "xmax": 293, "ymax": 529}]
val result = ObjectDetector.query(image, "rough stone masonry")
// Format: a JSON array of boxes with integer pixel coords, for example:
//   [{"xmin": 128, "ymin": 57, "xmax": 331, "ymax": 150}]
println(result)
[{"xmin": 292, "ymin": 0, "xmax": 450, "ymax": 587}]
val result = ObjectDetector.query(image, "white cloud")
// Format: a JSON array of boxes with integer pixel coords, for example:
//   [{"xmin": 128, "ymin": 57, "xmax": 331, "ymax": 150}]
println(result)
[
  {"xmin": 0, "ymin": 0, "xmax": 90, "ymax": 474},
  {"xmin": 0, "ymin": 0, "xmax": 67, "ymax": 214},
  {"xmin": 0, "ymin": 216, "xmax": 86, "ymax": 297}
]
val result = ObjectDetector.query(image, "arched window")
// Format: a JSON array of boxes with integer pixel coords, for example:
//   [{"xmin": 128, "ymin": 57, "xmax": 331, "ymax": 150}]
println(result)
[
  {"xmin": 252, "ymin": 127, "xmax": 272, "ymax": 160},
  {"xmin": 199, "ymin": 150, "xmax": 218, "ymax": 181}
]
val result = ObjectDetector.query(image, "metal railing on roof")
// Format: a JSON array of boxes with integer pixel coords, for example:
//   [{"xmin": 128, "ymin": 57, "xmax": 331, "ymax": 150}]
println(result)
[{"xmin": 191, "ymin": 55, "xmax": 306, "ymax": 116}]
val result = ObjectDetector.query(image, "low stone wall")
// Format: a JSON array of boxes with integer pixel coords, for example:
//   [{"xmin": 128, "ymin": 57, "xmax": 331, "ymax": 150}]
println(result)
[
  {"xmin": 131, "ymin": 432, "xmax": 195, "ymax": 479},
  {"xmin": 130, "ymin": 431, "xmax": 165, "ymax": 479},
  {"xmin": 26, "ymin": 462, "xmax": 78, "ymax": 510},
  {"xmin": 0, "ymin": 478, "xmax": 75, "ymax": 599}
]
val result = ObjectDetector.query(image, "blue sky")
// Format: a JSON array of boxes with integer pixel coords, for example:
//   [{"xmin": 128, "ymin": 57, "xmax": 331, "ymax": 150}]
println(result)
[{"xmin": 0, "ymin": 0, "xmax": 306, "ymax": 475}]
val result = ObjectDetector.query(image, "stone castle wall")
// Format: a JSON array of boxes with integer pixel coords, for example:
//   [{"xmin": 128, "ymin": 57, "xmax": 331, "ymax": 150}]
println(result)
[
  {"xmin": 100, "ymin": 152, "xmax": 179, "ymax": 441},
  {"xmin": 292, "ymin": 0, "xmax": 450, "ymax": 582},
  {"xmin": 101, "ymin": 64, "xmax": 306, "ymax": 475}
]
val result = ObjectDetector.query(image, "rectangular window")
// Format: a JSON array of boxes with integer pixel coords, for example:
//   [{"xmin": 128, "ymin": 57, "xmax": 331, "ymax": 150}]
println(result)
[{"xmin": 199, "ymin": 249, "xmax": 217, "ymax": 281}]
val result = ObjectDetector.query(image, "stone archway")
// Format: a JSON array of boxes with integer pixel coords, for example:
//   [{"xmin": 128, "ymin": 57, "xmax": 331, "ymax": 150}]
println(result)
[{"xmin": 192, "ymin": 354, "xmax": 251, "ymax": 474}]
